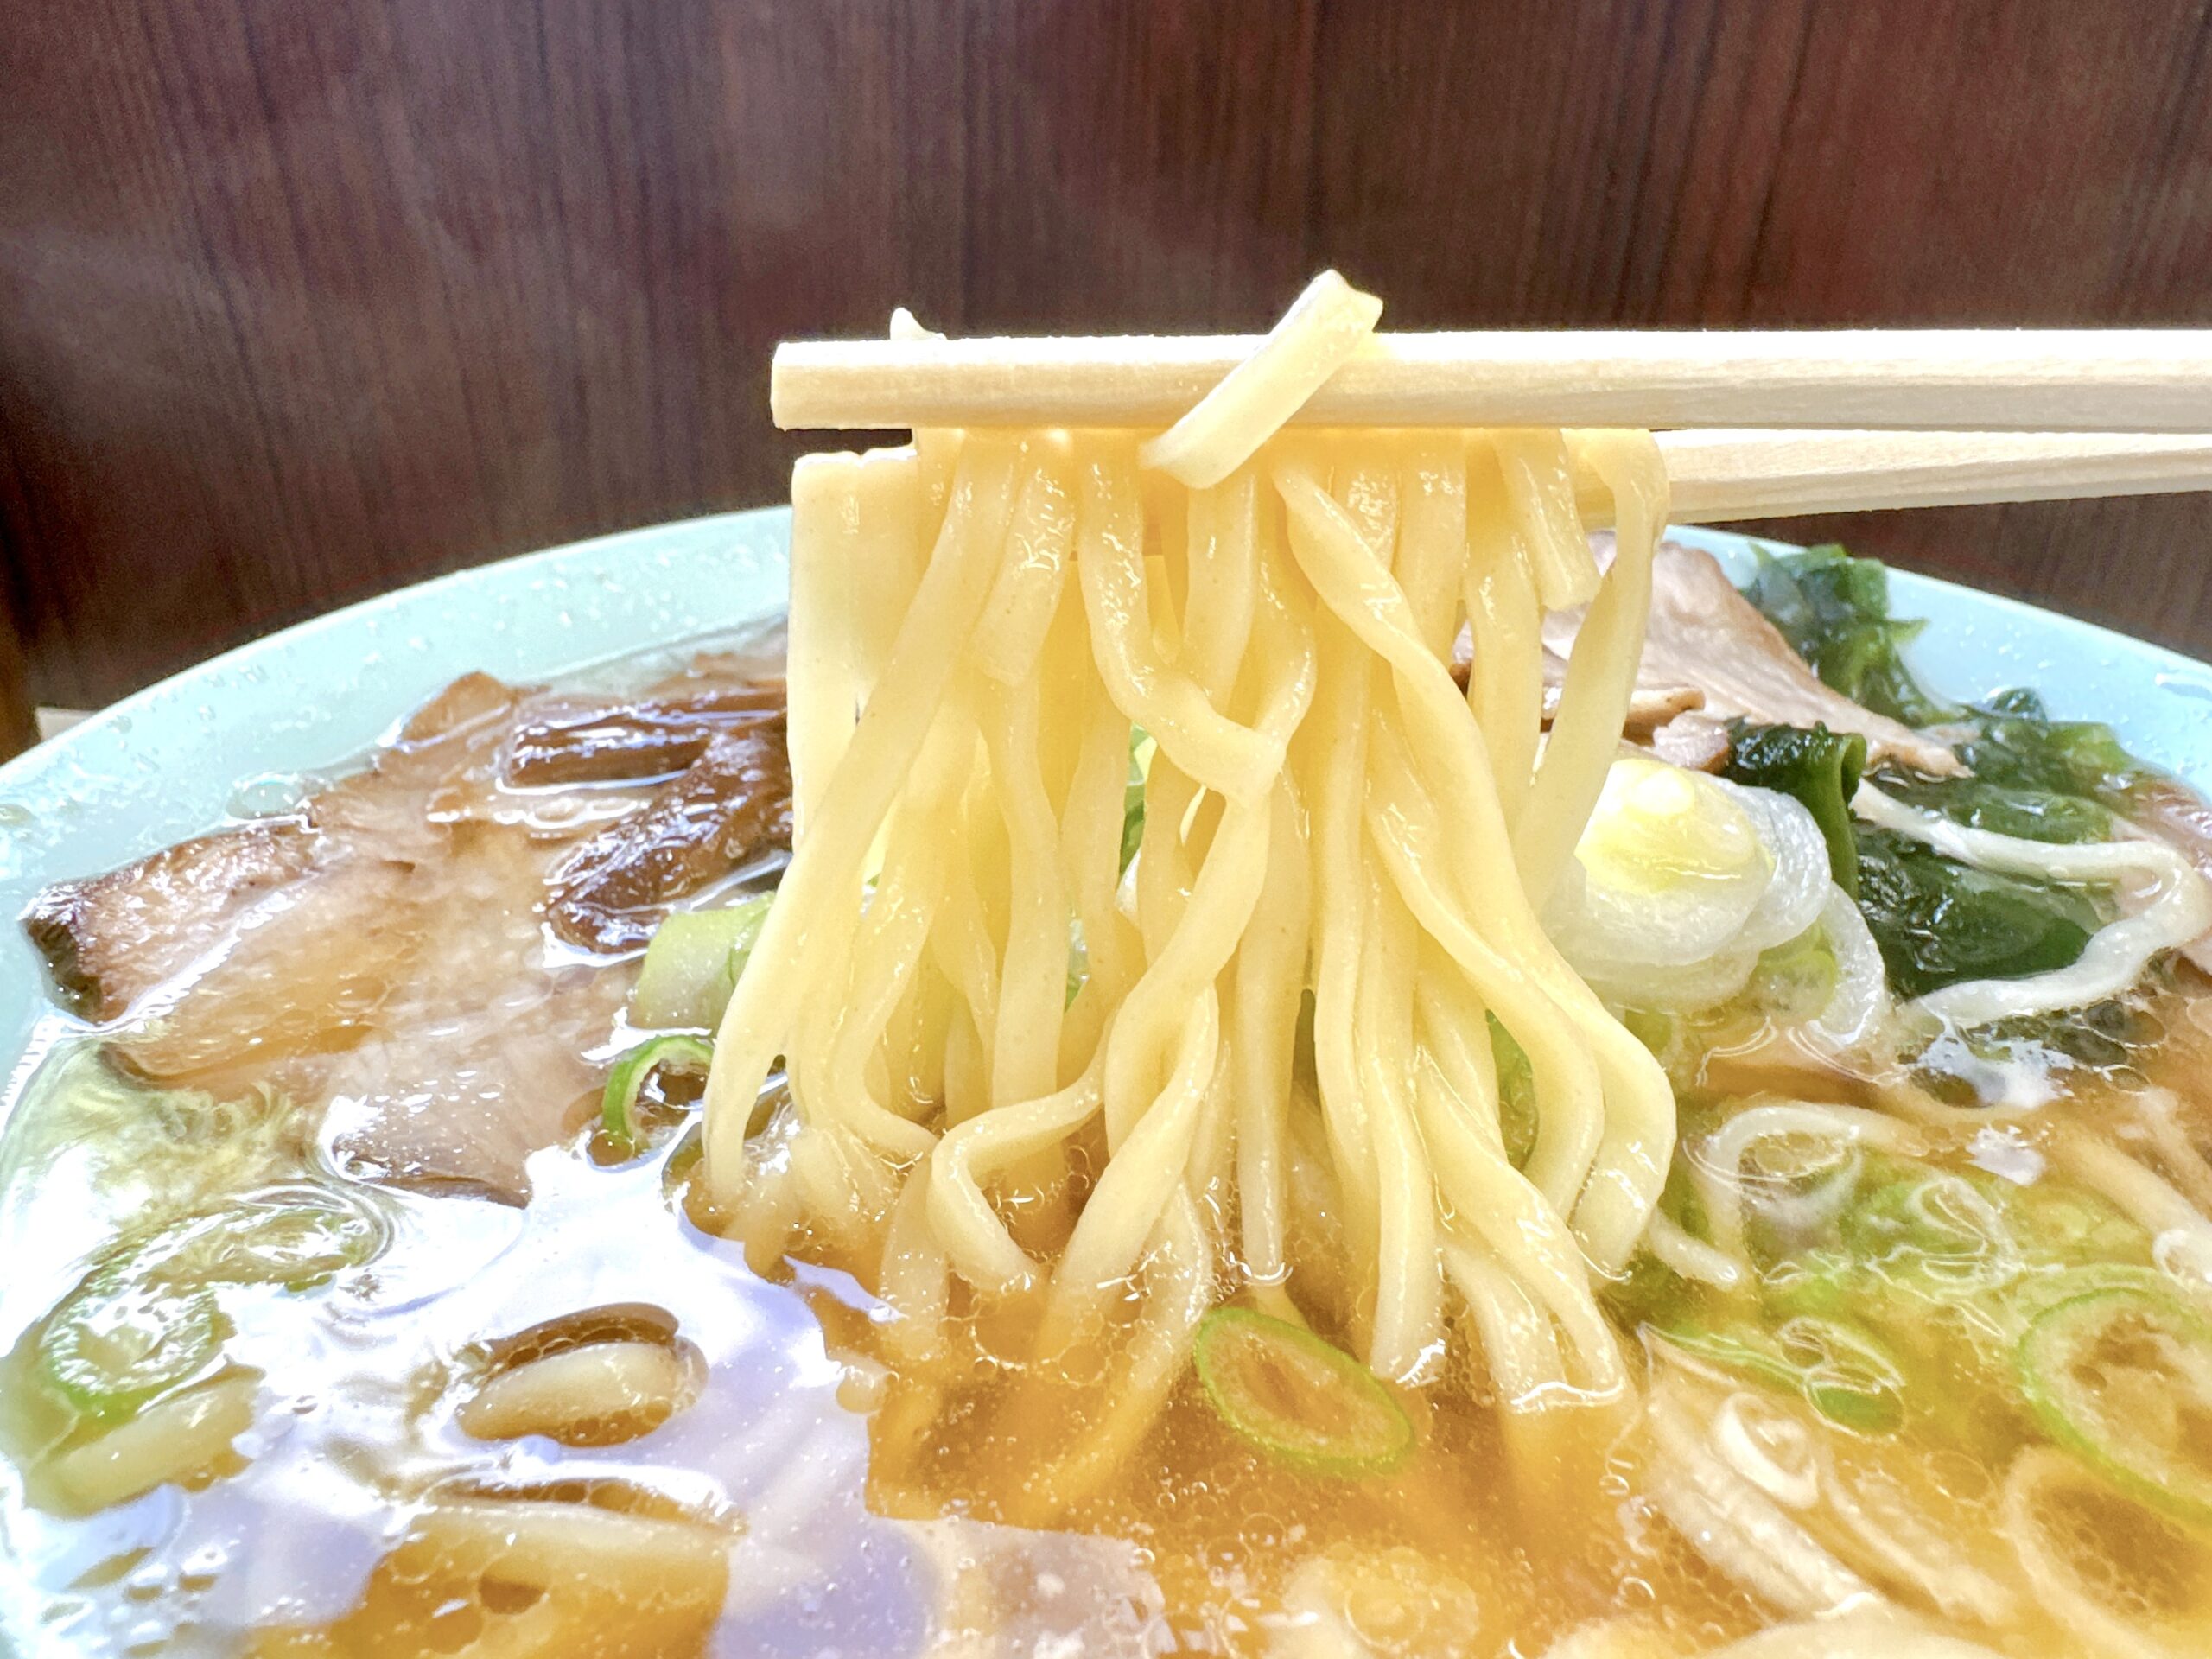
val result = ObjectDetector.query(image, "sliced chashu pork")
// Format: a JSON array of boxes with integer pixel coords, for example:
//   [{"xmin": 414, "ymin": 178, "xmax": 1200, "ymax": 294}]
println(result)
[
  {"xmin": 1548, "ymin": 541, "xmax": 1963, "ymax": 776},
  {"xmin": 21, "ymin": 662, "xmax": 792, "ymax": 1201},
  {"xmin": 1451, "ymin": 631, "xmax": 1724, "ymax": 771},
  {"xmin": 23, "ymin": 821, "xmax": 320, "ymax": 1023},
  {"xmin": 547, "ymin": 720, "xmax": 793, "ymax": 953},
  {"xmin": 1449, "ymin": 641, "xmax": 1706, "ymax": 737},
  {"xmin": 503, "ymin": 677, "xmax": 785, "ymax": 788}
]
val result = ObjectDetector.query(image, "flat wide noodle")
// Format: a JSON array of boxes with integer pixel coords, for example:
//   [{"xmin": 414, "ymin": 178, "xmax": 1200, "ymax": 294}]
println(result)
[{"xmin": 703, "ymin": 277, "xmax": 1675, "ymax": 1503}]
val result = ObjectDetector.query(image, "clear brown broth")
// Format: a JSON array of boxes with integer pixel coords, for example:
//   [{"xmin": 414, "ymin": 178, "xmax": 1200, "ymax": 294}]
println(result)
[{"xmin": 3, "ymin": 656, "xmax": 2211, "ymax": 1656}]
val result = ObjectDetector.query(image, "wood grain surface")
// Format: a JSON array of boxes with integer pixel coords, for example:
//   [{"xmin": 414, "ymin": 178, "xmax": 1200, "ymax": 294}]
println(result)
[{"xmin": 3, "ymin": 1, "xmax": 2211, "ymax": 745}]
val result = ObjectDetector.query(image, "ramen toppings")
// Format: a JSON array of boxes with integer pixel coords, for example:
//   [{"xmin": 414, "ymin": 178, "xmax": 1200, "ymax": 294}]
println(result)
[{"xmin": 8, "ymin": 281, "xmax": 2212, "ymax": 1659}]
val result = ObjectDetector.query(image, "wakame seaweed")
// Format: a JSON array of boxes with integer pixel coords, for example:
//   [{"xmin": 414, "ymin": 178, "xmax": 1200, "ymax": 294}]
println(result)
[
  {"xmin": 1737, "ymin": 546, "xmax": 2197, "ymax": 1007},
  {"xmin": 1871, "ymin": 688, "xmax": 2139, "ymax": 846},
  {"xmin": 1740, "ymin": 547, "xmax": 2158, "ymax": 830},
  {"xmin": 1738, "ymin": 543, "xmax": 1951, "ymax": 726},
  {"xmin": 1723, "ymin": 721, "xmax": 1867, "ymax": 895},
  {"xmin": 1852, "ymin": 826, "xmax": 2101, "ymax": 1000},
  {"xmin": 1868, "ymin": 764, "xmax": 2112, "ymax": 845},
  {"xmin": 1956, "ymin": 687, "xmax": 2150, "ymax": 801}
]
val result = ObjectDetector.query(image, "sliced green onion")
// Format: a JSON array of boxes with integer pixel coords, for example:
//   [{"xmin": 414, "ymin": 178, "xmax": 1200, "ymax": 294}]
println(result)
[
  {"xmin": 34, "ymin": 1185, "xmax": 387, "ymax": 1421},
  {"xmin": 601, "ymin": 1034, "xmax": 715, "ymax": 1156},
  {"xmin": 630, "ymin": 895, "xmax": 772, "ymax": 1030},
  {"xmin": 1754, "ymin": 1251, "xmax": 1855, "ymax": 1324},
  {"xmin": 1660, "ymin": 1316, "xmax": 1904, "ymax": 1433},
  {"xmin": 1999, "ymin": 1180, "xmax": 2149, "ymax": 1269},
  {"xmin": 1121, "ymin": 728, "xmax": 1153, "ymax": 874},
  {"xmin": 2003, "ymin": 1263, "xmax": 2177, "ymax": 1332},
  {"xmin": 162, "ymin": 1185, "xmax": 390, "ymax": 1292},
  {"xmin": 40, "ymin": 1267, "xmax": 221, "ymax": 1421},
  {"xmin": 1777, "ymin": 1316, "xmax": 1908, "ymax": 1433},
  {"xmin": 2018, "ymin": 1286, "xmax": 2212, "ymax": 1525},
  {"xmin": 1745, "ymin": 926, "xmax": 1840, "ymax": 1023},
  {"xmin": 1193, "ymin": 1307, "xmax": 1414, "ymax": 1478},
  {"xmin": 1488, "ymin": 1014, "xmax": 1537, "ymax": 1169},
  {"xmin": 1840, "ymin": 1171, "xmax": 2018, "ymax": 1298}
]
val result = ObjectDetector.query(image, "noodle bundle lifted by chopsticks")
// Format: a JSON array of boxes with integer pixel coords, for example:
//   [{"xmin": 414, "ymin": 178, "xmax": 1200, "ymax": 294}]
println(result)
[{"xmin": 703, "ymin": 272, "xmax": 1675, "ymax": 1482}]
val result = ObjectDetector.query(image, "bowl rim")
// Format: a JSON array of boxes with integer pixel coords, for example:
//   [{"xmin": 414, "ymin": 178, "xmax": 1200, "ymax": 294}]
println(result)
[
  {"xmin": 0, "ymin": 509, "xmax": 790, "ymax": 799},
  {"xmin": 9, "ymin": 511, "xmax": 2209, "ymax": 805}
]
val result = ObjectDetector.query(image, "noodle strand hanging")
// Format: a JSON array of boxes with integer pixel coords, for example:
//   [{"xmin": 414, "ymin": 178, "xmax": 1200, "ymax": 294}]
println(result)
[{"xmin": 704, "ymin": 272, "xmax": 1674, "ymax": 1462}]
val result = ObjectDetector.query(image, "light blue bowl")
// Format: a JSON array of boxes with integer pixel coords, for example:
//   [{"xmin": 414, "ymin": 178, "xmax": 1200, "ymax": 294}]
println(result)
[
  {"xmin": 2, "ymin": 509, "xmax": 2209, "ymax": 1082},
  {"xmin": 1, "ymin": 509, "xmax": 2209, "ymax": 1653}
]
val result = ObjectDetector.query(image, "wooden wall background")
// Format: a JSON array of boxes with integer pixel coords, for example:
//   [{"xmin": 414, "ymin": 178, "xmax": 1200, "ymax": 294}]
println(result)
[{"xmin": 4, "ymin": 1, "xmax": 2212, "ymax": 757}]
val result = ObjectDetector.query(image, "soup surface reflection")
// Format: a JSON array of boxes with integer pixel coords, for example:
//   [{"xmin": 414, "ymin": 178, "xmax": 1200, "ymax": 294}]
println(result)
[{"xmin": 3, "ymin": 627, "xmax": 2210, "ymax": 1657}]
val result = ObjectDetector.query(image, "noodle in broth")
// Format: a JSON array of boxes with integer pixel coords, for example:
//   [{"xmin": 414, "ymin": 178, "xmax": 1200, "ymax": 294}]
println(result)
[
  {"xmin": 703, "ymin": 277, "xmax": 1675, "ymax": 1473},
  {"xmin": 3, "ymin": 275, "xmax": 2212, "ymax": 1656}
]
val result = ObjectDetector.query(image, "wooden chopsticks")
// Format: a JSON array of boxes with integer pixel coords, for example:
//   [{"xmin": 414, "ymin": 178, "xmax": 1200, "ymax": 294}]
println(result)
[
  {"xmin": 771, "ymin": 327, "xmax": 2212, "ymax": 519},
  {"xmin": 1634, "ymin": 429, "xmax": 2212, "ymax": 524},
  {"xmin": 772, "ymin": 329, "xmax": 2212, "ymax": 434}
]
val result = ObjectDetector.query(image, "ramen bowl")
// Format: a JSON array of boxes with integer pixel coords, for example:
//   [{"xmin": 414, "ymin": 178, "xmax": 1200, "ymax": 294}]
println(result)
[{"xmin": 3, "ymin": 512, "xmax": 2209, "ymax": 1656}]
